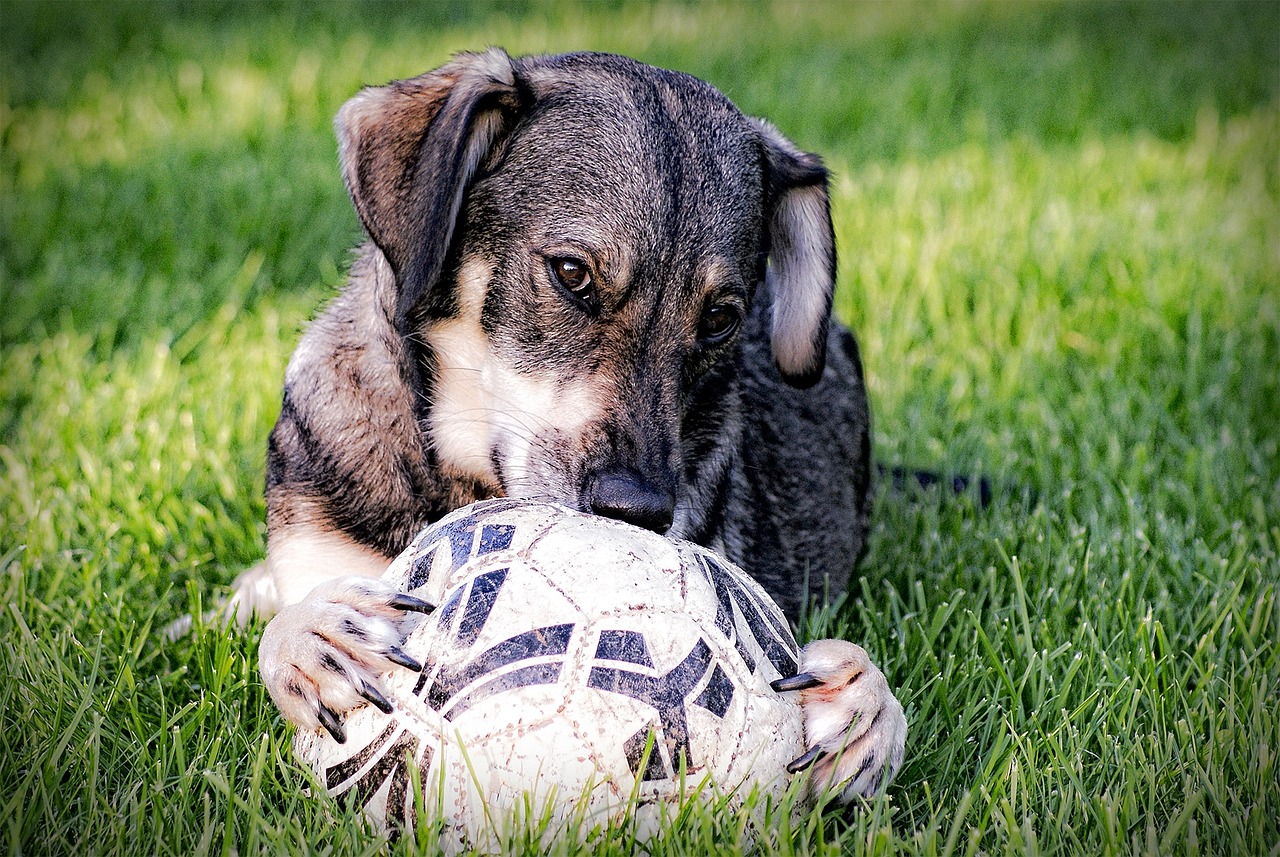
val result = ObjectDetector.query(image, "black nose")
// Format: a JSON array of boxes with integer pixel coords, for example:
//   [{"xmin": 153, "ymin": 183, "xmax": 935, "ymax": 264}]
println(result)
[{"xmin": 587, "ymin": 468, "xmax": 675, "ymax": 533}]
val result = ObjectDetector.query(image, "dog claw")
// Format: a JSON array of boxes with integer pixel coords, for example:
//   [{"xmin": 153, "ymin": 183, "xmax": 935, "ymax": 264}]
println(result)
[
  {"xmin": 786, "ymin": 744, "xmax": 826, "ymax": 774},
  {"xmin": 771, "ymin": 671, "xmax": 822, "ymax": 693},
  {"xmin": 385, "ymin": 646, "xmax": 422, "ymax": 672},
  {"xmin": 360, "ymin": 682, "xmax": 394, "ymax": 714},
  {"xmin": 388, "ymin": 593, "xmax": 434, "ymax": 614},
  {"xmin": 317, "ymin": 704, "xmax": 346, "ymax": 743}
]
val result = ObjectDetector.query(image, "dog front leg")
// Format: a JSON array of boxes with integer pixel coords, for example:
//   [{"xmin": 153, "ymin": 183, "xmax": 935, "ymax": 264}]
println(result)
[
  {"xmin": 255, "ymin": 525, "xmax": 431, "ymax": 742},
  {"xmin": 771, "ymin": 640, "xmax": 908, "ymax": 802}
]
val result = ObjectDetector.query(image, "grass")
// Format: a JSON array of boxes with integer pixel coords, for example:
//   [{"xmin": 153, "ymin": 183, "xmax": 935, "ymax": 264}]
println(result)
[{"xmin": 1, "ymin": 0, "xmax": 1277, "ymax": 854}]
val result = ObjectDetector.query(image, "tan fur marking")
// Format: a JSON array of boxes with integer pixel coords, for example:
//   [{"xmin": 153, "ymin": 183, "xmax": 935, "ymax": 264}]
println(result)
[
  {"xmin": 268, "ymin": 520, "xmax": 392, "ymax": 608},
  {"xmin": 425, "ymin": 257, "xmax": 606, "ymax": 492}
]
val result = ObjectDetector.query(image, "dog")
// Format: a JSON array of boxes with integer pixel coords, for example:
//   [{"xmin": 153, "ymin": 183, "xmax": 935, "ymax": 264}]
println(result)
[{"xmin": 239, "ymin": 48, "xmax": 906, "ymax": 804}]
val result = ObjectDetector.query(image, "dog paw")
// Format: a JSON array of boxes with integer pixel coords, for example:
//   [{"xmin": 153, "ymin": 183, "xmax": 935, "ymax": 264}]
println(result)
[
  {"xmin": 258, "ymin": 577, "xmax": 433, "ymax": 743},
  {"xmin": 771, "ymin": 639, "xmax": 907, "ymax": 803}
]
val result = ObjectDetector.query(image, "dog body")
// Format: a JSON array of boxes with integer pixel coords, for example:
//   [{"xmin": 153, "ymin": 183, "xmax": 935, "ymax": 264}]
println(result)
[{"xmin": 249, "ymin": 49, "xmax": 902, "ymax": 802}]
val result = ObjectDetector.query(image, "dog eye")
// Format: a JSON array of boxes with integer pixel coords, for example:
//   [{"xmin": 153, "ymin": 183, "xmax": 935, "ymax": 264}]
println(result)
[
  {"xmin": 699, "ymin": 305, "xmax": 740, "ymax": 343},
  {"xmin": 548, "ymin": 257, "xmax": 597, "ymax": 309}
]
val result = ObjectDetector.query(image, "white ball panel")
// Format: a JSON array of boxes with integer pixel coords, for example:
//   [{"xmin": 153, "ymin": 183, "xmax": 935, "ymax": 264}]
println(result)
[{"xmin": 522, "ymin": 513, "xmax": 685, "ymax": 617}]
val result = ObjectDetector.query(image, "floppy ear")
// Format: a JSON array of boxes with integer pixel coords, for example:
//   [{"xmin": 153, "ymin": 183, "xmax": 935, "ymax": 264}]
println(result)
[
  {"xmin": 751, "ymin": 118, "xmax": 837, "ymax": 389},
  {"xmin": 336, "ymin": 48, "xmax": 525, "ymax": 331}
]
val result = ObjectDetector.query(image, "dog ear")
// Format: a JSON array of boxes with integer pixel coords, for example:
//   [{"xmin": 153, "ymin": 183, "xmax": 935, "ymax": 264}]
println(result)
[
  {"xmin": 336, "ymin": 48, "xmax": 525, "ymax": 330},
  {"xmin": 751, "ymin": 118, "xmax": 836, "ymax": 389}
]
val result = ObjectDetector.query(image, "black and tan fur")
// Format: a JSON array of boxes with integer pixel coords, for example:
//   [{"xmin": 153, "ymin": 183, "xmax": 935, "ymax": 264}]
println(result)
[{"xmin": 248, "ymin": 48, "xmax": 903, "ymax": 802}]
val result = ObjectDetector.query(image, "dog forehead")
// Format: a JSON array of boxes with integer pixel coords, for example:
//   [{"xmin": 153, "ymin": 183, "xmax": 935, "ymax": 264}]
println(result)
[
  {"xmin": 518, "ymin": 51, "xmax": 744, "ymax": 124},
  {"xmin": 518, "ymin": 56, "xmax": 758, "ymax": 185},
  {"xmin": 476, "ymin": 55, "xmax": 765, "ymax": 254}
]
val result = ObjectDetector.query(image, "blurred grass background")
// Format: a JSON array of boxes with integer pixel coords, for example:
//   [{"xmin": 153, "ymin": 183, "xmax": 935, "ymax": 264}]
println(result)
[{"xmin": 1, "ymin": 1, "xmax": 1277, "ymax": 855}]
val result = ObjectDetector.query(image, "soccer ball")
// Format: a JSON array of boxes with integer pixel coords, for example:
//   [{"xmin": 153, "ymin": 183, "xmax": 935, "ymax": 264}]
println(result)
[{"xmin": 293, "ymin": 499, "xmax": 805, "ymax": 848}]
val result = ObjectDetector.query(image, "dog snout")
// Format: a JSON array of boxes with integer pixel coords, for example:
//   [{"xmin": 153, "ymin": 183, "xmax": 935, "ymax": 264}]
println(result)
[{"xmin": 587, "ymin": 467, "xmax": 676, "ymax": 533}]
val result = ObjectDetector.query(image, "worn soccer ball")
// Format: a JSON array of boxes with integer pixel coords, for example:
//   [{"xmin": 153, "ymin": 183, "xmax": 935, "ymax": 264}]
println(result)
[{"xmin": 293, "ymin": 498, "xmax": 804, "ymax": 848}]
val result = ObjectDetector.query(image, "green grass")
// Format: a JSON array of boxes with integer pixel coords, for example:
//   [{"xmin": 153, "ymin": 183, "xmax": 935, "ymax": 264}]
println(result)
[{"xmin": 2, "ymin": 1, "xmax": 1277, "ymax": 854}]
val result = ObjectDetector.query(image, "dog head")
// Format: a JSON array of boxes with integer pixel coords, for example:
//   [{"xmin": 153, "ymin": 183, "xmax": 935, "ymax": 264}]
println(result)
[{"xmin": 337, "ymin": 49, "xmax": 836, "ymax": 534}]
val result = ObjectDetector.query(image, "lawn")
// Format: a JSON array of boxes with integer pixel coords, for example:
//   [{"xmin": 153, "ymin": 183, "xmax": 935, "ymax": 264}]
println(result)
[{"xmin": 1, "ymin": 1, "xmax": 1277, "ymax": 854}]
